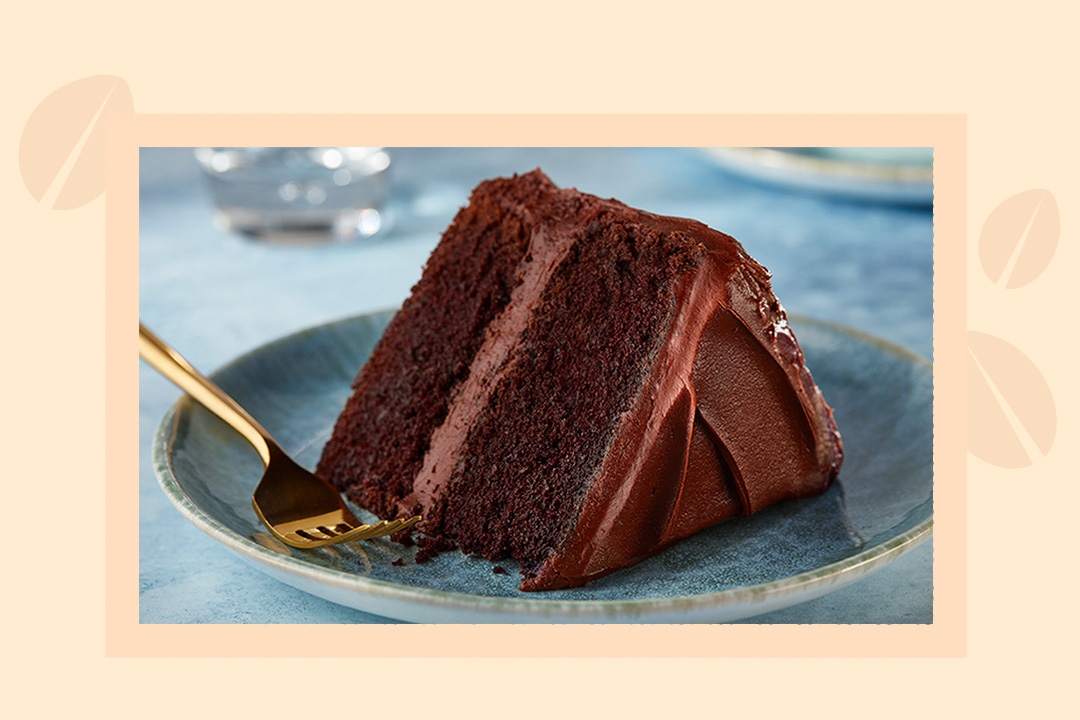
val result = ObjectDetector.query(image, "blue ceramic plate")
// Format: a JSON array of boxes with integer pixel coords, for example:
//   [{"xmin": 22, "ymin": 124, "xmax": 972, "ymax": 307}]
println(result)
[
  {"xmin": 700, "ymin": 147, "xmax": 934, "ymax": 206},
  {"xmin": 152, "ymin": 311, "xmax": 932, "ymax": 623}
]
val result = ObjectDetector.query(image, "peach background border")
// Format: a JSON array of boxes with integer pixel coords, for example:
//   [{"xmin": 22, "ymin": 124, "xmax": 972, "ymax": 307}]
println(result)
[
  {"xmin": 10, "ymin": 1, "xmax": 1079, "ymax": 712},
  {"xmin": 106, "ymin": 114, "xmax": 963, "ymax": 657}
]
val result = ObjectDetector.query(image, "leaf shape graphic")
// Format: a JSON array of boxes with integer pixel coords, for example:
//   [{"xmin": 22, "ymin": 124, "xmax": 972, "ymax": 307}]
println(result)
[
  {"xmin": 978, "ymin": 189, "xmax": 1059, "ymax": 289},
  {"xmin": 19, "ymin": 75, "xmax": 134, "ymax": 210},
  {"xmin": 968, "ymin": 331, "xmax": 1056, "ymax": 468}
]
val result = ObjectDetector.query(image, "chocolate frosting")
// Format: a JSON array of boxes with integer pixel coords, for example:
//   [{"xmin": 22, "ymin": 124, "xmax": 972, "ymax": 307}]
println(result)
[{"xmin": 520, "ymin": 212, "xmax": 843, "ymax": 591}]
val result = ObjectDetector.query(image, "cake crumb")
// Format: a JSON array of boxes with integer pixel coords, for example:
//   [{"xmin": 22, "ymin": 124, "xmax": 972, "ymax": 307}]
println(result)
[
  {"xmin": 391, "ymin": 558, "xmax": 405, "ymax": 567},
  {"xmin": 492, "ymin": 565, "xmax": 508, "ymax": 575},
  {"xmin": 414, "ymin": 535, "xmax": 456, "ymax": 564},
  {"xmin": 391, "ymin": 527, "xmax": 416, "ymax": 547}
]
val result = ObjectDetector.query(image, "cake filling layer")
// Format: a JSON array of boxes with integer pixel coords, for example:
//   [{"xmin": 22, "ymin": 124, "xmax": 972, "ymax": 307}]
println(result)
[{"xmin": 399, "ymin": 218, "xmax": 576, "ymax": 516}]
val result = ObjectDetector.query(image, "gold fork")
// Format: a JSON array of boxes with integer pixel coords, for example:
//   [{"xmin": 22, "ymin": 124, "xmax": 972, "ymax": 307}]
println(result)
[{"xmin": 139, "ymin": 323, "xmax": 420, "ymax": 548}]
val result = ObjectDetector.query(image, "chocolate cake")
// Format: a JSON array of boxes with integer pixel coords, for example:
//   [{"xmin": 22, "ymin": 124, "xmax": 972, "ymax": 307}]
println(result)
[{"xmin": 317, "ymin": 170, "xmax": 843, "ymax": 591}]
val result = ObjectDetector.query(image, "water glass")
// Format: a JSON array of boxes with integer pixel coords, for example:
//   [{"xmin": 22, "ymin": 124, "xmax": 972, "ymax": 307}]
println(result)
[{"xmin": 195, "ymin": 147, "xmax": 391, "ymax": 243}]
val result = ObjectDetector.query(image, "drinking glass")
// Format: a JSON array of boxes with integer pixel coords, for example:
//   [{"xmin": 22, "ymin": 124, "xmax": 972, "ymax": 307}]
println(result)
[{"xmin": 195, "ymin": 147, "xmax": 391, "ymax": 243}]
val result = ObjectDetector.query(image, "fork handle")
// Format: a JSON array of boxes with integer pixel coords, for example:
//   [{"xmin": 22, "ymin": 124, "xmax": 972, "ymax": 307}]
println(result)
[{"xmin": 139, "ymin": 323, "xmax": 273, "ymax": 466}]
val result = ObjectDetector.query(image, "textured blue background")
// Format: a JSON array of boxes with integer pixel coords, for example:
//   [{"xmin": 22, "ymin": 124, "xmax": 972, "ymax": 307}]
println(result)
[{"xmin": 139, "ymin": 147, "xmax": 933, "ymax": 623}]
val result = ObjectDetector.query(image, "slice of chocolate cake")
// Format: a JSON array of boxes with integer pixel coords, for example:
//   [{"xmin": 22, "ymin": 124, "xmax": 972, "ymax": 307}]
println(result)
[{"xmin": 317, "ymin": 169, "xmax": 843, "ymax": 591}]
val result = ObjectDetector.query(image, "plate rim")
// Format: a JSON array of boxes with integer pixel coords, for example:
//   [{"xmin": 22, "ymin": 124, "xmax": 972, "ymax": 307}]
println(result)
[{"xmin": 151, "ymin": 310, "xmax": 933, "ymax": 623}]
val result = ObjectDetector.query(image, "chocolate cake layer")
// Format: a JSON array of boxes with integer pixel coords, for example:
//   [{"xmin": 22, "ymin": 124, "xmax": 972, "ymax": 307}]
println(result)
[{"xmin": 316, "ymin": 175, "xmax": 536, "ymax": 518}]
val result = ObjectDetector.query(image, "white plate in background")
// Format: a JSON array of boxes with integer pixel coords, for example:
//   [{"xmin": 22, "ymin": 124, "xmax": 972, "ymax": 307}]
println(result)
[{"xmin": 700, "ymin": 147, "xmax": 933, "ymax": 206}]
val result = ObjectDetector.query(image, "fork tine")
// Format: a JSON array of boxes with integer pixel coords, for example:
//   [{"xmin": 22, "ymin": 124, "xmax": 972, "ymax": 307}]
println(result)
[
  {"xmin": 371, "ymin": 516, "xmax": 420, "ymax": 538},
  {"xmin": 384, "ymin": 516, "xmax": 421, "ymax": 534},
  {"xmin": 350, "ymin": 519, "xmax": 395, "ymax": 541},
  {"xmin": 284, "ymin": 514, "xmax": 422, "ymax": 547},
  {"xmin": 293, "ymin": 527, "xmax": 337, "ymax": 541},
  {"xmin": 345, "ymin": 515, "xmax": 421, "ymax": 542}
]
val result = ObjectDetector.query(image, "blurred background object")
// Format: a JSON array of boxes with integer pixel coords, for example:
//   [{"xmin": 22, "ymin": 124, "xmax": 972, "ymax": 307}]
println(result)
[
  {"xmin": 700, "ymin": 147, "xmax": 933, "ymax": 206},
  {"xmin": 194, "ymin": 147, "xmax": 391, "ymax": 243}
]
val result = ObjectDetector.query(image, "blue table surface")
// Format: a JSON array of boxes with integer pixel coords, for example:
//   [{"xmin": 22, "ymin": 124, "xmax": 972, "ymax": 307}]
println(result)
[{"xmin": 139, "ymin": 147, "xmax": 933, "ymax": 624}]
